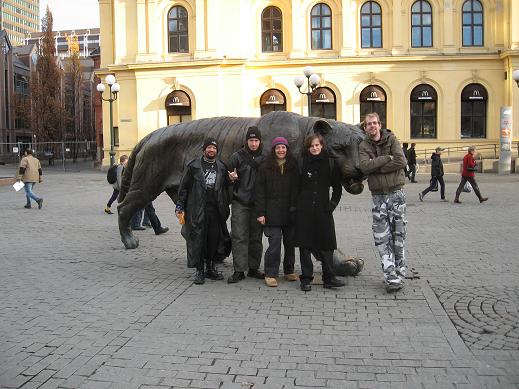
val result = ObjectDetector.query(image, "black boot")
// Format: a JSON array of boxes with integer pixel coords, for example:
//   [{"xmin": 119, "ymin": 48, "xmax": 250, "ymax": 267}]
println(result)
[
  {"xmin": 323, "ymin": 277, "xmax": 345, "ymax": 289},
  {"xmin": 205, "ymin": 260, "xmax": 224, "ymax": 280},
  {"xmin": 194, "ymin": 263, "xmax": 205, "ymax": 285}
]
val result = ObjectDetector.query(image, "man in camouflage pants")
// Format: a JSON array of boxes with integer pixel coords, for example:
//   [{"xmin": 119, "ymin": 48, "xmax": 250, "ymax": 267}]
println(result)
[{"xmin": 359, "ymin": 113, "xmax": 408, "ymax": 290}]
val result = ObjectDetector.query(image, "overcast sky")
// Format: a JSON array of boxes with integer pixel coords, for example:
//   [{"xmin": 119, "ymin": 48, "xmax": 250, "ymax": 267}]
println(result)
[{"xmin": 40, "ymin": 0, "xmax": 100, "ymax": 31}]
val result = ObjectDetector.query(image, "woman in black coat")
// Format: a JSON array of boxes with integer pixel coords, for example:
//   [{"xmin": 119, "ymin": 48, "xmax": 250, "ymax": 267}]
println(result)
[
  {"xmin": 255, "ymin": 137, "xmax": 299, "ymax": 287},
  {"xmin": 295, "ymin": 134, "xmax": 345, "ymax": 291}
]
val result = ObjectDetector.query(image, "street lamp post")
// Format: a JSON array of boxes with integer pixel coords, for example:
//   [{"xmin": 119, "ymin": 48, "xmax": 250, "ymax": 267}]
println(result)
[
  {"xmin": 293, "ymin": 66, "xmax": 321, "ymax": 117},
  {"xmin": 96, "ymin": 75, "xmax": 121, "ymax": 166}
]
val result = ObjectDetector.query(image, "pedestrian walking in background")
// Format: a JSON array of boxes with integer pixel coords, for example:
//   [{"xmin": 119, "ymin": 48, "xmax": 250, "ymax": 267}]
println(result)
[
  {"xmin": 419, "ymin": 147, "xmax": 447, "ymax": 202},
  {"xmin": 454, "ymin": 146, "xmax": 488, "ymax": 204},
  {"xmin": 408, "ymin": 143, "xmax": 418, "ymax": 182},
  {"xmin": 131, "ymin": 202, "xmax": 169, "ymax": 234},
  {"xmin": 176, "ymin": 138, "xmax": 231, "ymax": 285},
  {"xmin": 255, "ymin": 137, "xmax": 299, "ymax": 287},
  {"xmin": 17, "ymin": 148, "xmax": 43, "ymax": 210},
  {"xmin": 104, "ymin": 154, "xmax": 128, "ymax": 214},
  {"xmin": 359, "ymin": 113, "xmax": 408, "ymax": 291},
  {"xmin": 295, "ymin": 134, "xmax": 345, "ymax": 292},
  {"xmin": 402, "ymin": 142, "xmax": 410, "ymax": 179},
  {"xmin": 227, "ymin": 126, "xmax": 266, "ymax": 284}
]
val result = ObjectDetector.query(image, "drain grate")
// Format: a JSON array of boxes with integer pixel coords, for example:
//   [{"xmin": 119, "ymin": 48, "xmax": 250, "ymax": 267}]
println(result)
[{"xmin": 432, "ymin": 285, "xmax": 519, "ymax": 350}]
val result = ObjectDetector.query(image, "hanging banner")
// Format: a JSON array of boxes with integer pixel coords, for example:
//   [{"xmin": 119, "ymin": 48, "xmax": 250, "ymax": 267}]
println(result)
[{"xmin": 499, "ymin": 106, "xmax": 512, "ymax": 175}]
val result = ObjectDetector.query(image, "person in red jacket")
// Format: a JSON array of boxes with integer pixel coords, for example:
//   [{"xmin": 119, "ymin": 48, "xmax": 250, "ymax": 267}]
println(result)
[{"xmin": 454, "ymin": 146, "xmax": 488, "ymax": 204}]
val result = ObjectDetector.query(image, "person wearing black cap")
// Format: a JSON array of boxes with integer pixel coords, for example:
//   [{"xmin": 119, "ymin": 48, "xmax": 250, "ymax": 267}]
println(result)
[
  {"xmin": 227, "ymin": 126, "xmax": 266, "ymax": 283},
  {"xmin": 419, "ymin": 147, "xmax": 447, "ymax": 202},
  {"xmin": 255, "ymin": 136, "xmax": 299, "ymax": 287},
  {"xmin": 175, "ymin": 137, "xmax": 231, "ymax": 285}
]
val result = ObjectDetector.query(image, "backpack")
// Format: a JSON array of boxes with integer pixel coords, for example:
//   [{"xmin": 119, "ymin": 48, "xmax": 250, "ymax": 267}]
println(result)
[{"xmin": 107, "ymin": 164, "xmax": 118, "ymax": 184}]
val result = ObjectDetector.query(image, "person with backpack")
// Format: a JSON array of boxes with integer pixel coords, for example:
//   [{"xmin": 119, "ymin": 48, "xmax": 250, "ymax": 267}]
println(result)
[
  {"xmin": 295, "ymin": 133, "xmax": 345, "ymax": 292},
  {"xmin": 104, "ymin": 154, "xmax": 128, "ymax": 214}
]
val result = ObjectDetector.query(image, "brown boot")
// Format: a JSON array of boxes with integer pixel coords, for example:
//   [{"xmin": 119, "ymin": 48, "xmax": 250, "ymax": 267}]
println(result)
[{"xmin": 479, "ymin": 197, "xmax": 488, "ymax": 203}]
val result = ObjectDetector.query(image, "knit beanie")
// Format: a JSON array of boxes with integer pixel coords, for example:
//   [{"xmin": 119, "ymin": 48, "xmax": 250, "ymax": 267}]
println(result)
[
  {"xmin": 271, "ymin": 137, "xmax": 289, "ymax": 149},
  {"xmin": 245, "ymin": 126, "xmax": 262, "ymax": 141},
  {"xmin": 203, "ymin": 137, "xmax": 218, "ymax": 151}
]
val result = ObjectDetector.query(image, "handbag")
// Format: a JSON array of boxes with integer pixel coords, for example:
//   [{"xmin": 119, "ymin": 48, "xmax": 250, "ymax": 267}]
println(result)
[
  {"xmin": 462, "ymin": 181, "xmax": 472, "ymax": 193},
  {"xmin": 430, "ymin": 177, "xmax": 438, "ymax": 192}
]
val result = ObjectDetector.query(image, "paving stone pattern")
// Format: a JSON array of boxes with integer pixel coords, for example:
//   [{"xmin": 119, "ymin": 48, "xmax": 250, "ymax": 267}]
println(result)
[{"xmin": 1, "ymin": 167, "xmax": 519, "ymax": 389}]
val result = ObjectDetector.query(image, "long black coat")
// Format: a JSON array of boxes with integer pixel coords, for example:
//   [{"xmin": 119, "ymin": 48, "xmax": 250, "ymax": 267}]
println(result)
[
  {"xmin": 177, "ymin": 157, "xmax": 231, "ymax": 267},
  {"xmin": 295, "ymin": 151, "xmax": 342, "ymax": 250},
  {"xmin": 254, "ymin": 157, "xmax": 299, "ymax": 226}
]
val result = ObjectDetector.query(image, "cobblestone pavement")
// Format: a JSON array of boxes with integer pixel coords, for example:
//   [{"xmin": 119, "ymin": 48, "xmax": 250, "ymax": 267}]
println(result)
[{"xmin": 1, "ymin": 166, "xmax": 518, "ymax": 389}]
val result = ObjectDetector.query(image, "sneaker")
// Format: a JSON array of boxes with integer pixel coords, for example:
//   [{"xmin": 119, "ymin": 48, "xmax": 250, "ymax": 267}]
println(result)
[
  {"xmin": 300, "ymin": 283, "xmax": 312, "ymax": 292},
  {"xmin": 323, "ymin": 277, "xmax": 345, "ymax": 289},
  {"xmin": 479, "ymin": 197, "xmax": 488, "ymax": 203},
  {"xmin": 418, "ymin": 193, "xmax": 423, "ymax": 202},
  {"xmin": 247, "ymin": 269, "xmax": 265, "ymax": 279},
  {"xmin": 104, "ymin": 207, "xmax": 113, "ymax": 214},
  {"xmin": 284, "ymin": 273, "xmax": 299, "ymax": 282},
  {"xmin": 205, "ymin": 266, "xmax": 224, "ymax": 281},
  {"xmin": 194, "ymin": 271, "xmax": 205, "ymax": 285},
  {"xmin": 441, "ymin": 198, "xmax": 448, "ymax": 202},
  {"xmin": 37, "ymin": 199, "xmax": 43, "ymax": 210},
  {"xmin": 265, "ymin": 277, "xmax": 278, "ymax": 287},
  {"xmin": 227, "ymin": 271, "xmax": 245, "ymax": 284},
  {"xmin": 24, "ymin": 204, "xmax": 31, "ymax": 209},
  {"xmin": 396, "ymin": 266, "xmax": 407, "ymax": 278},
  {"xmin": 384, "ymin": 271, "xmax": 402, "ymax": 287},
  {"xmin": 155, "ymin": 227, "xmax": 169, "ymax": 235}
]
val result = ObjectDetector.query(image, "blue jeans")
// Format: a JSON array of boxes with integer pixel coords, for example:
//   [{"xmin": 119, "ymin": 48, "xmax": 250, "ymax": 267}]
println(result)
[{"xmin": 24, "ymin": 182, "xmax": 41, "ymax": 205}]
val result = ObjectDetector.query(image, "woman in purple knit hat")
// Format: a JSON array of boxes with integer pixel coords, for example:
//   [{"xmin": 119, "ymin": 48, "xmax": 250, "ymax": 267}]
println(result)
[{"xmin": 254, "ymin": 137, "xmax": 299, "ymax": 287}]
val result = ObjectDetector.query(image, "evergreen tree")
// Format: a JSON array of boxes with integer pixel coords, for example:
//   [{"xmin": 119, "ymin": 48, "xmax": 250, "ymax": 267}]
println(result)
[{"xmin": 30, "ymin": 7, "xmax": 63, "ymax": 142}]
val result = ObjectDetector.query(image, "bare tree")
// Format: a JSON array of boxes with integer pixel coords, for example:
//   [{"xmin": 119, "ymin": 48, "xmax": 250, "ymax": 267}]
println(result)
[{"xmin": 64, "ymin": 35, "xmax": 83, "ymax": 160}]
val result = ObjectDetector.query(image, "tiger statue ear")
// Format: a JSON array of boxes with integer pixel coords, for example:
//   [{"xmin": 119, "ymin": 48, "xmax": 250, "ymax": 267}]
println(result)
[{"xmin": 312, "ymin": 119, "xmax": 332, "ymax": 136}]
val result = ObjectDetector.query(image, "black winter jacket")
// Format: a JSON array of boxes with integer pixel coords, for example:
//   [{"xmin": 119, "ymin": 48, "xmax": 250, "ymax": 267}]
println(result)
[
  {"xmin": 254, "ymin": 157, "xmax": 299, "ymax": 226},
  {"xmin": 229, "ymin": 146, "xmax": 265, "ymax": 206},
  {"xmin": 430, "ymin": 153, "xmax": 444, "ymax": 177},
  {"xmin": 295, "ymin": 151, "xmax": 342, "ymax": 250}
]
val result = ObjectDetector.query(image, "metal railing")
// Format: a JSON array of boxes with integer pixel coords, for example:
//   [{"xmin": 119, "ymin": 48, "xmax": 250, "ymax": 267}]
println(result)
[
  {"xmin": 0, "ymin": 141, "xmax": 97, "ymax": 169},
  {"xmin": 417, "ymin": 142, "xmax": 519, "ymax": 165}
]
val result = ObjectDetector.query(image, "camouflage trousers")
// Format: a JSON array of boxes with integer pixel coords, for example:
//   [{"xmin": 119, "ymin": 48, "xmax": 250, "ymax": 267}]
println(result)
[{"xmin": 371, "ymin": 189, "xmax": 407, "ymax": 274}]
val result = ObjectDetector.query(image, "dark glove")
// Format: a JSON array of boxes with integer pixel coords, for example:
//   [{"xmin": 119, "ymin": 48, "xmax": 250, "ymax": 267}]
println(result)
[{"xmin": 326, "ymin": 201, "xmax": 337, "ymax": 213}]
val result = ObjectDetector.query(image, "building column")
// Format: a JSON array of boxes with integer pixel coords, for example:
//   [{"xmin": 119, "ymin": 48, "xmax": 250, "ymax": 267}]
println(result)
[
  {"xmin": 289, "ymin": 0, "xmax": 305, "ymax": 58},
  {"xmin": 340, "ymin": 0, "xmax": 355, "ymax": 56},
  {"xmin": 135, "ymin": 0, "xmax": 148, "ymax": 59},
  {"xmin": 511, "ymin": 0, "xmax": 519, "ymax": 50},
  {"xmin": 391, "ymin": 1, "xmax": 406, "ymax": 55},
  {"xmin": 194, "ymin": 0, "xmax": 207, "ymax": 58},
  {"xmin": 442, "ymin": 1, "xmax": 456, "ymax": 54}
]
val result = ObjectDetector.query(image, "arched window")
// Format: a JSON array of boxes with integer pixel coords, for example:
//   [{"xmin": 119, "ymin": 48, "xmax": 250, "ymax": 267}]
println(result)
[
  {"xmin": 410, "ymin": 84, "xmax": 437, "ymax": 138},
  {"xmin": 311, "ymin": 87, "xmax": 336, "ymax": 120},
  {"xmin": 411, "ymin": 0, "xmax": 432, "ymax": 47},
  {"xmin": 168, "ymin": 6, "xmax": 188, "ymax": 53},
  {"xmin": 262, "ymin": 7, "xmax": 283, "ymax": 52},
  {"xmin": 361, "ymin": 1, "xmax": 382, "ymax": 48},
  {"xmin": 461, "ymin": 83, "xmax": 487, "ymax": 138},
  {"xmin": 260, "ymin": 89, "xmax": 286, "ymax": 116},
  {"xmin": 311, "ymin": 3, "xmax": 332, "ymax": 50},
  {"xmin": 360, "ymin": 85, "xmax": 386, "ymax": 127},
  {"xmin": 462, "ymin": 0, "xmax": 483, "ymax": 46},
  {"xmin": 166, "ymin": 90, "xmax": 192, "ymax": 124}
]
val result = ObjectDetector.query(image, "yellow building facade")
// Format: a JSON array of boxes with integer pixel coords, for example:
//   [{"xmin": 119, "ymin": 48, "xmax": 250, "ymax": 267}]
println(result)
[{"xmin": 98, "ymin": 0, "xmax": 519, "ymax": 164}]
